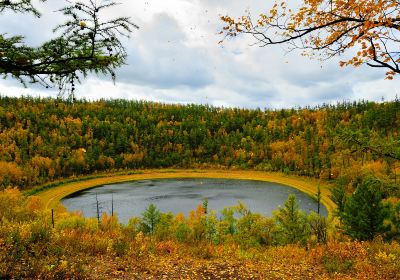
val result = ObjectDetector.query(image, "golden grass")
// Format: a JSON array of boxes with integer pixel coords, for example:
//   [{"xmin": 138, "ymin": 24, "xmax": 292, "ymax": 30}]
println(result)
[{"xmin": 36, "ymin": 169, "xmax": 336, "ymax": 214}]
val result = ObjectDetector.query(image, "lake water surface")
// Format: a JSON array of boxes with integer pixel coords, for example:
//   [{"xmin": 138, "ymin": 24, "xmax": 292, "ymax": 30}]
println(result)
[{"xmin": 62, "ymin": 178, "xmax": 327, "ymax": 223}]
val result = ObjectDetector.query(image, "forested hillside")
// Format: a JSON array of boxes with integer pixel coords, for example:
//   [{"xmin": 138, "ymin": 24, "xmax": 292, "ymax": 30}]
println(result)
[
  {"xmin": 1, "ymin": 96, "xmax": 400, "ymax": 279},
  {"xmin": 0, "ymin": 96, "xmax": 399, "ymax": 190}
]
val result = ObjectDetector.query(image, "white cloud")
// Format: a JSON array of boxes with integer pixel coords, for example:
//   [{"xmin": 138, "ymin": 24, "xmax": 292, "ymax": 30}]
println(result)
[
  {"xmin": 117, "ymin": 13, "xmax": 214, "ymax": 89},
  {"xmin": 1, "ymin": 0, "xmax": 399, "ymax": 109}
]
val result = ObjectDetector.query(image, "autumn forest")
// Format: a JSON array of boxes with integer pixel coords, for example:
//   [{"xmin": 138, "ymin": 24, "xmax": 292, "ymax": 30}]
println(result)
[
  {"xmin": 1, "ymin": 96, "xmax": 399, "ymax": 189},
  {"xmin": 2, "ymin": 0, "xmax": 400, "ymax": 278},
  {"xmin": 1, "ymin": 96, "xmax": 399, "ymax": 279}
]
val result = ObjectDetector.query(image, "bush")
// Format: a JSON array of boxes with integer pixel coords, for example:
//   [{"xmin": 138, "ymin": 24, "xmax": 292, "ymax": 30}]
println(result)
[
  {"xmin": 322, "ymin": 255, "xmax": 354, "ymax": 274},
  {"xmin": 112, "ymin": 237, "xmax": 129, "ymax": 256},
  {"xmin": 175, "ymin": 223, "xmax": 191, "ymax": 243}
]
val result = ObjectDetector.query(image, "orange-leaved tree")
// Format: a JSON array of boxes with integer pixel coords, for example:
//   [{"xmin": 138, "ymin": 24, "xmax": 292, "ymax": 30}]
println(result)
[{"xmin": 220, "ymin": 0, "xmax": 400, "ymax": 79}]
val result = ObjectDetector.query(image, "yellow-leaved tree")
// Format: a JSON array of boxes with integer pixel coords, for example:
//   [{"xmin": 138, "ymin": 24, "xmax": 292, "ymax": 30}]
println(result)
[{"xmin": 220, "ymin": 0, "xmax": 400, "ymax": 79}]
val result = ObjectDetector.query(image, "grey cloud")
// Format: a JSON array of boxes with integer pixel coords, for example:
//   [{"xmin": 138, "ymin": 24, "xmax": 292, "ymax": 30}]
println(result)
[
  {"xmin": 0, "ymin": 1, "xmax": 70, "ymax": 45},
  {"xmin": 117, "ymin": 13, "xmax": 214, "ymax": 89},
  {"xmin": 1, "ymin": 0, "xmax": 400, "ymax": 109}
]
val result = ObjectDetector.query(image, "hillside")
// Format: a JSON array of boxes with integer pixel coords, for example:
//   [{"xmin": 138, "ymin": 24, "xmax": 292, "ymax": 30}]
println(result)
[
  {"xmin": 1, "ymin": 96, "xmax": 399, "ymax": 191},
  {"xmin": 0, "ymin": 96, "xmax": 399, "ymax": 279}
]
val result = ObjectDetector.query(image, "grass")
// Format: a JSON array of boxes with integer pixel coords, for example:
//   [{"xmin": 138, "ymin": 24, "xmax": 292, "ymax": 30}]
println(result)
[{"xmin": 33, "ymin": 169, "xmax": 336, "ymax": 214}]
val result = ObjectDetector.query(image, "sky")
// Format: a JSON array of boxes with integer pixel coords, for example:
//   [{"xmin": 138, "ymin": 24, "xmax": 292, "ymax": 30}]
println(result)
[{"xmin": 1, "ymin": 0, "xmax": 400, "ymax": 109}]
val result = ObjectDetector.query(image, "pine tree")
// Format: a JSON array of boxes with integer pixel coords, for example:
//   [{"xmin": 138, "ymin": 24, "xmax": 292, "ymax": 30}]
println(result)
[
  {"xmin": 0, "ymin": 0, "xmax": 138, "ymax": 99},
  {"xmin": 330, "ymin": 176, "xmax": 347, "ymax": 218},
  {"xmin": 342, "ymin": 176, "xmax": 388, "ymax": 240},
  {"xmin": 273, "ymin": 194, "xmax": 310, "ymax": 245},
  {"xmin": 315, "ymin": 184, "xmax": 321, "ymax": 215},
  {"xmin": 141, "ymin": 204, "xmax": 161, "ymax": 235}
]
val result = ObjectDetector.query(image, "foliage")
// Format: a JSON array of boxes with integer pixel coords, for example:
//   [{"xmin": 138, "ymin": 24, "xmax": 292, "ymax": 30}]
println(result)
[
  {"xmin": 0, "ymin": 95, "xmax": 399, "ymax": 275},
  {"xmin": 141, "ymin": 203, "xmax": 161, "ymax": 235},
  {"xmin": 220, "ymin": 0, "xmax": 400, "ymax": 79},
  {"xmin": 342, "ymin": 176, "xmax": 389, "ymax": 240},
  {"xmin": 339, "ymin": 128, "xmax": 400, "ymax": 161},
  {"xmin": 330, "ymin": 176, "xmax": 348, "ymax": 218},
  {"xmin": 0, "ymin": 0, "xmax": 138, "ymax": 98},
  {"xmin": 1, "ymin": 188, "xmax": 400, "ymax": 279},
  {"xmin": 383, "ymin": 198, "xmax": 400, "ymax": 241},
  {"xmin": 154, "ymin": 212, "xmax": 174, "ymax": 240},
  {"xmin": 315, "ymin": 184, "xmax": 322, "ymax": 214},
  {"xmin": 273, "ymin": 194, "xmax": 310, "ymax": 245},
  {"xmin": 0, "ymin": 96, "xmax": 399, "ymax": 191},
  {"xmin": 308, "ymin": 211, "xmax": 327, "ymax": 244}
]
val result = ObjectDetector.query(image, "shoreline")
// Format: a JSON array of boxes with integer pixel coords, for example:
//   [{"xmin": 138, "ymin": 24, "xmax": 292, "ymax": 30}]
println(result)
[{"xmin": 35, "ymin": 169, "xmax": 336, "ymax": 215}]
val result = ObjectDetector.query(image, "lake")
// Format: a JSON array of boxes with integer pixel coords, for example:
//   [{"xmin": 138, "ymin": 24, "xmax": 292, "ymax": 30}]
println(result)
[{"xmin": 61, "ymin": 178, "xmax": 327, "ymax": 223}]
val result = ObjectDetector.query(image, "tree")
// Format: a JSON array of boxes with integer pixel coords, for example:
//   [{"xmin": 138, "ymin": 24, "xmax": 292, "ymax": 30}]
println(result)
[
  {"xmin": 141, "ymin": 203, "xmax": 161, "ymax": 235},
  {"xmin": 0, "ymin": 0, "xmax": 138, "ymax": 98},
  {"xmin": 202, "ymin": 197, "xmax": 209, "ymax": 214},
  {"xmin": 154, "ymin": 212, "xmax": 174, "ymax": 241},
  {"xmin": 220, "ymin": 1, "xmax": 400, "ymax": 79},
  {"xmin": 384, "ymin": 200, "xmax": 400, "ymax": 241},
  {"xmin": 308, "ymin": 211, "xmax": 327, "ymax": 244},
  {"xmin": 330, "ymin": 176, "xmax": 348, "ymax": 218},
  {"xmin": 339, "ymin": 128, "xmax": 400, "ymax": 161},
  {"xmin": 273, "ymin": 194, "xmax": 310, "ymax": 245},
  {"xmin": 315, "ymin": 184, "xmax": 322, "ymax": 215},
  {"xmin": 0, "ymin": 161, "xmax": 23, "ymax": 188},
  {"xmin": 341, "ymin": 176, "xmax": 389, "ymax": 240}
]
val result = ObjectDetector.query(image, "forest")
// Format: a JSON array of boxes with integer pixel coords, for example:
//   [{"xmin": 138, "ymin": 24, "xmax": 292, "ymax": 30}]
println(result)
[
  {"xmin": 2, "ymin": 0, "xmax": 400, "ymax": 277},
  {"xmin": 0, "ymin": 96, "xmax": 399, "ymax": 190},
  {"xmin": 0, "ymin": 96, "xmax": 400, "ymax": 279}
]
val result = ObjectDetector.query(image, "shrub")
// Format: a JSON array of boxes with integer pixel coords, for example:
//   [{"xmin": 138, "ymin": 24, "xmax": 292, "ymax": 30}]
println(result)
[{"xmin": 112, "ymin": 237, "xmax": 129, "ymax": 257}]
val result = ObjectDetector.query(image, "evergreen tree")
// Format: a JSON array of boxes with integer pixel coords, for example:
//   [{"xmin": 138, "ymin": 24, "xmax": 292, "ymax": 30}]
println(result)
[
  {"xmin": 330, "ymin": 177, "xmax": 347, "ymax": 219},
  {"xmin": 0, "ymin": 0, "xmax": 138, "ymax": 98},
  {"xmin": 315, "ymin": 184, "xmax": 321, "ymax": 215},
  {"xmin": 384, "ymin": 201, "xmax": 400, "ymax": 241},
  {"xmin": 273, "ymin": 194, "xmax": 310, "ymax": 245},
  {"xmin": 141, "ymin": 204, "xmax": 161, "ymax": 235},
  {"xmin": 342, "ymin": 176, "xmax": 388, "ymax": 240}
]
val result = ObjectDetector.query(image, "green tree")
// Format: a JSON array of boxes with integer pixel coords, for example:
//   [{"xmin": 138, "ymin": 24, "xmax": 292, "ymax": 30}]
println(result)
[
  {"xmin": 330, "ymin": 177, "xmax": 348, "ymax": 219},
  {"xmin": 308, "ymin": 211, "xmax": 327, "ymax": 244},
  {"xmin": 141, "ymin": 204, "xmax": 161, "ymax": 235},
  {"xmin": 216, "ymin": 206, "xmax": 237, "ymax": 243},
  {"xmin": 384, "ymin": 201, "xmax": 400, "ymax": 241},
  {"xmin": 154, "ymin": 212, "xmax": 174, "ymax": 240},
  {"xmin": 0, "ymin": 0, "xmax": 138, "ymax": 98},
  {"xmin": 273, "ymin": 194, "xmax": 310, "ymax": 245},
  {"xmin": 315, "ymin": 184, "xmax": 322, "ymax": 215},
  {"xmin": 175, "ymin": 222, "xmax": 190, "ymax": 243},
  {"xmin": 219, "ymin": 206, "xmax": 236, "ymax": 235},
  {"xmin": 342, "ymin": 176, "xmax": 389, "ymax": 240},
  {"xmin": 205, "ymin": 210, "xmax": 218, "ymax": 244},
  {"xmin": 202, "ymin": 197, "xmax": 209, "ymax": 214},
  {"xmin": 339, "ymin": 129, "xmax": 400, "ymax": 161},
  {"xmin": 235, "ymin": 210, "xmax": 279, "ymax": 248}
]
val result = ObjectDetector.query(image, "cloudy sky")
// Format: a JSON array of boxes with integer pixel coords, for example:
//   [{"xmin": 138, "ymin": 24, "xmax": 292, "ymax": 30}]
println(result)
[{"xmin": 1, "ymin": 0, "xmax": 399, "ymax": 109}]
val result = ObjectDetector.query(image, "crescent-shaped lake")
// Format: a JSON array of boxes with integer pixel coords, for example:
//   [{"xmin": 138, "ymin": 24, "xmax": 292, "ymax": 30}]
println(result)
[{"xmin": 62, "ymin": 178, "xmax": 327, "ymax": 223}]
